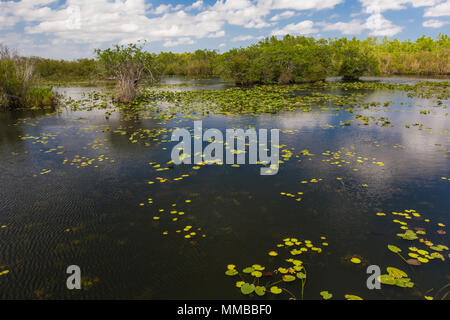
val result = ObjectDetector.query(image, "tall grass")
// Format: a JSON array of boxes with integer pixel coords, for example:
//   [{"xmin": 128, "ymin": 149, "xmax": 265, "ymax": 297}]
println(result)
[
  {"xmin": 0, "ymin": 45, "xmax": 59, "ymax": 110},
  {"xmin": 377, "ymin": 51, "xmax": 449, "ymax": 75}
]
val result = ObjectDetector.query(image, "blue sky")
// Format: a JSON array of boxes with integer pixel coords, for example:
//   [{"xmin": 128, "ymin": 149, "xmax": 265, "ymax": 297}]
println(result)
[{"xmin": 0, "ymin": 0, "xmax": 449, "ymax": 59}]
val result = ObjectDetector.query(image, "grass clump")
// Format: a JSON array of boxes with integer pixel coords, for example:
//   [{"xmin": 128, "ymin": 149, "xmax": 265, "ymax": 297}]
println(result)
[{"xmin": 0, "ymin": 45, "xmax": 59, "ymax": 110}]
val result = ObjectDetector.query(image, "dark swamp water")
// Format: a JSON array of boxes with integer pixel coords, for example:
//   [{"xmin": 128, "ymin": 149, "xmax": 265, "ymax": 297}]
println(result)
[{"xmin": 0, "ymin": 77, "xmax": 448, "ymax": 300}]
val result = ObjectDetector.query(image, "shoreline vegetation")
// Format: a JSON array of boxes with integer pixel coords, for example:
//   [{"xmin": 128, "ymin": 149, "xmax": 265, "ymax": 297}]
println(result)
[
  {"xmin": 0, "ymin": 34, "xmax": 449, "ymax": 108},
  {"xmin": 0, "ymin": 45, "xmax": 60, "ymax": 111}
]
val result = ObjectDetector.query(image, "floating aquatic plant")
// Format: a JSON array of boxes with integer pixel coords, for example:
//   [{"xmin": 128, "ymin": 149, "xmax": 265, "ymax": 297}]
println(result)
[{"xmin": 225, "ymin": 237, "xmax": 328, "ymax": 300}]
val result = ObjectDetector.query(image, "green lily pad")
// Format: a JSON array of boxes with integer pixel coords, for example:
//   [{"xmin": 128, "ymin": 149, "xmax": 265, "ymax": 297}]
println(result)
[
  {"xmin": 240, "ymin": 283, "xmax": 255, "ymax": 295},
  {"xmin": 378, "ymin": 274, "xmax": 397, "ymax": 285},
  {"xmin": 283, "ymin": 275, "xmax": 296, "ymax": 282},
  {"xmin": 251, "ymin": 271, "xmax": 262, "ymax": 278},
  {"xmin": 270, "ymin": 286, "xmax": 282, "ymax": 294},
  {"xmin": 242, "ymin": 267, "xmax": 254, "ymax": 274},
  {"xmin": 395, "ymin": 278, "xmax": 414, "ymax": 288},
  {"xmin": 320, "ymin": 291, "xmax": 333, "ymax": 300},
  {"xmin": 387, "ymin": 244, "xmax": 402, "ymax": 253},
  {"xmin": 225, "ymin": 269, "xmax": 238, "ymax": 276},
  {"xmin": 255, "ymin": 286, "xmax": 266, "ymax": 296},
  {"xmin": 345, "ymin": 294, "xmax": 363, "ymax": 300},
  {"xmin": 397, "ymin": 230, "xmax": 418, "ymax": 240},
  {"xmin": 297, "ymin": 272, "xmax": 306, "ymax": 280},
  {"xmin": 387, "ymin": 267, "xmax": 408, "ymax": 278}
]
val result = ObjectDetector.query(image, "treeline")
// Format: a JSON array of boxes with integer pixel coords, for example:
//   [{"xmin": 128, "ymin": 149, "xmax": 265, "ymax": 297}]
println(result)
[
  {"xmin": 21, "ymin": 34, "xmax": 450, "ymax": 84},
  {"xmin": 30, "ymin": 57, "xmax": 98, "ymax": 80}
]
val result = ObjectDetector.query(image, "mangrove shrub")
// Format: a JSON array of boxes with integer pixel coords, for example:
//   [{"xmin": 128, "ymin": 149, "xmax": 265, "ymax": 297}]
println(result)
[{"xmin": 95, "ymin": 43, "xmax": 160, "ymax": 103}]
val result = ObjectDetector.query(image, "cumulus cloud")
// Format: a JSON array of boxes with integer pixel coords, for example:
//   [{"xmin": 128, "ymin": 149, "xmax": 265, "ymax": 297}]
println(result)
[
  {"xmin": 1, "ymin": 0, "xmax": 347, "ymax": 40},
  {"xmin": 232, "ymin": 34, "xmax": 264, "ymax": 41},
  {"xmin": 262, "ymin": 0, "xmax": 344, "ymax": 11},
  {"xmin": 271, "ymin": 20, "xmax": 318, "ymax": 36},
  {"xmin": 424, "ymin": 1, "xmax": 450, "ymax": 16},
  {"xmin": 364, "ymin": 13, "xmax": 403, "ymax": 36},
  {"xmin": 270, "ymin": 11, "xmax": 296, "ymax": 22},
  {"xmin": 163, "ymin": 37, "xmax": 195, "ymax": 47},
  {"xmin": 359, "ymin": 0, "xmax": 443, "ymax": 14},
  {"xmin": 0, "ymin": 0, "xmax": 439, "ymax": 57},
  {"xmin": 422, "ymin": 19, "xmax": 449, "ymax": 27},
  {"xmin": 321, "ymin": 19, "xmax": 365, "ymax": 34},
  {"xmin": 186, "ymin": 0, "xmax": 204, "ymax": 11},
  {"xmin": 319, "ymin": 14, "xmax": 403, "ymax": 37}
]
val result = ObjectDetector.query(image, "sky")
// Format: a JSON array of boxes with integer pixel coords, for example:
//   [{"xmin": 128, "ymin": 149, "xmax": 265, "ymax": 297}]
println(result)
[{"xmin": 0, "ymin": 0, "xmax": 449, "ymax": 59}]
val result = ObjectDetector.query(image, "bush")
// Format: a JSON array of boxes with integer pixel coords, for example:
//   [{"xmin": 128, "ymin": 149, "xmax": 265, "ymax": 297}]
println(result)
[
  {"xmin": 95, "ymin": 42, "xmax": 160, "ymax": 103},
  {"xmin": 0, "ymin": 45, "xmax": 59, "ymax": 110},
  {"xmin": 332, "ymin": 38, "xmax": 379, "ymax": 81},
  {"xmin": 217, "ymin": 36, "xmax": 332, "ymax": 85}
]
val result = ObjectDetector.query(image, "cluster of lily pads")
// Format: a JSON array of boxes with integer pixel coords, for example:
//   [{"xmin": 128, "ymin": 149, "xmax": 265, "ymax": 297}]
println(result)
[
  {"xmin": 378, "ymin": 266, "xmax": 414, "ymax": 288},
  {"xmin": 225, "ymin": 237, "xmax": 331, "ymax": 300},
  {"xmin": 378, "ymin": 209, "xmax": 448, "ymax": 266}
]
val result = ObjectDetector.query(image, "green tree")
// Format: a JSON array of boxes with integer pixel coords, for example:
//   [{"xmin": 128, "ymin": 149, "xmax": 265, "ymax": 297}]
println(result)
[
  {"xmin": 95, "ymin": 42, "xmax": 159, "ymax": 103},
  {"xmin": 333, "ymin": 38, "xmax": 379, "ymax": 81}
]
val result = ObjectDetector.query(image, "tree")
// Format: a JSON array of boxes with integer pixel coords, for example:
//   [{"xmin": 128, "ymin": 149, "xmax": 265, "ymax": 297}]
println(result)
[
  {"xmin": 333, "ymin": 38, "xmax": 379, "ymax": 81},
  {"xmin": 95, "ymin": 42, "xmax": 159, "ymax": 103}
]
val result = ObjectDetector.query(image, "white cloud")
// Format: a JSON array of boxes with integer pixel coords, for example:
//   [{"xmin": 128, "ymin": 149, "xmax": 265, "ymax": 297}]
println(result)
[
  {"xmin": 320, "ymin": 14, "xmax": 404, "ymax": 36},
  {"xmin": 359, "ymin": 0, "xmax": 442, "ymax": 13},
  {"xmin": 207, "ymin": 30, "xmax": 226, "ymax": 38},
  {"xmin": 0, "ymin": 0, "xmax": 438, "ymax": 57},
  {"xmin": 261, "ymin": 0, "xmax": 344, "ymax": 11},
  {"xmin": 424, "ymin": 1, "xmax": 450, "ymax": 16},
  {"xmin": 19, "ymin": 0, "xmax": 224, "ymax": 45},
  {"xmin": 365, "ymin": 13, "xmax": 403, "ymax": 36},
  {"xmin": 186, "ymin": 0, "xmax": 204, "ymax": 11},
  {"xmin": 231, "ymin": 34, "xmax": 264, "ymax": 41},
  {"xmin": 321, "ymin": 19, "xmax": 365, "ymax": 34},
  {"xmin": 270, "ymin": 11, "xmax": 295, "ymax": 22},
  {"xmin": 163, "ymin": 37, "xmax": 195, "ymax": 47},
  {"xmin": 422, "ymin": 19, "xmax": 449, "ymax": 27},
  {"xmin": 271, "ymin": 20, "xmax": 318, "ymax": 36}
]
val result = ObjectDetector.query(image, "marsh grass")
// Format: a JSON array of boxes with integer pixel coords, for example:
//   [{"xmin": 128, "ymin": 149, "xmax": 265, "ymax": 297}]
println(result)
[{"xmin": 0, "ymin": 45, "xmax": 60, "ymax": 110}]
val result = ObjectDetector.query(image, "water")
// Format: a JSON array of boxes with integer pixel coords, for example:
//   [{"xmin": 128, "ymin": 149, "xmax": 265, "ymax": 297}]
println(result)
[{"xmin": 0, "ymin": 78, "xmax": 448, "ymax": 299}]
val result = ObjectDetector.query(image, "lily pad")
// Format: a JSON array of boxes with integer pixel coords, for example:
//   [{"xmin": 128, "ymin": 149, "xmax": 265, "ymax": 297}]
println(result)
[
  {"xmin": 297, "ymin": 272, "xmax": 306, "ymax": 280},
  {"xmin": 345, "ymin": 294, "xmax": 363, "ymax": 300},
  {"xmin": 406, "ymin": 259, "xmax": 421, "ymax": 266},
  {"xmin": 255, "ymin": 286, "xmax": 266, "ymax": 296},
  {"xmin": 242, "ymin": 267, "xmax": 254, "ymax": 274},
  {"xmin": 225, "ymin": 269, "xmax": 238, "ymax": 276},
  {"xmin": 388, "ymin": 244, "xmax": 402, "ymax": 253},
  {"xmin": 387, "ymin": 267, "xmax": 408, "ymax": 278},
  {"xmin": 240, "ymin": 283, "xmax": 255, "ymax": 295},
  {"xmin": 378, "ymin": 274, "xmax": 397, "ymax": 285},
  {"xmin": 320, "ymin": 291, "xmax": 333, "ymax": 300},
  {"xmin": 350, "ymin": 257, "xmax": 361, "ymax": 264},
  {"xmin": 251, "ymin": 271, "xmax": 263, "ymax": 278},
  {"xmin": 282, "ymin": 275, "xmax": 296, "ymax": 282},
  {"xmin": 270, "ymin": 286, "xmax": 282, "ymax": 294}
]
